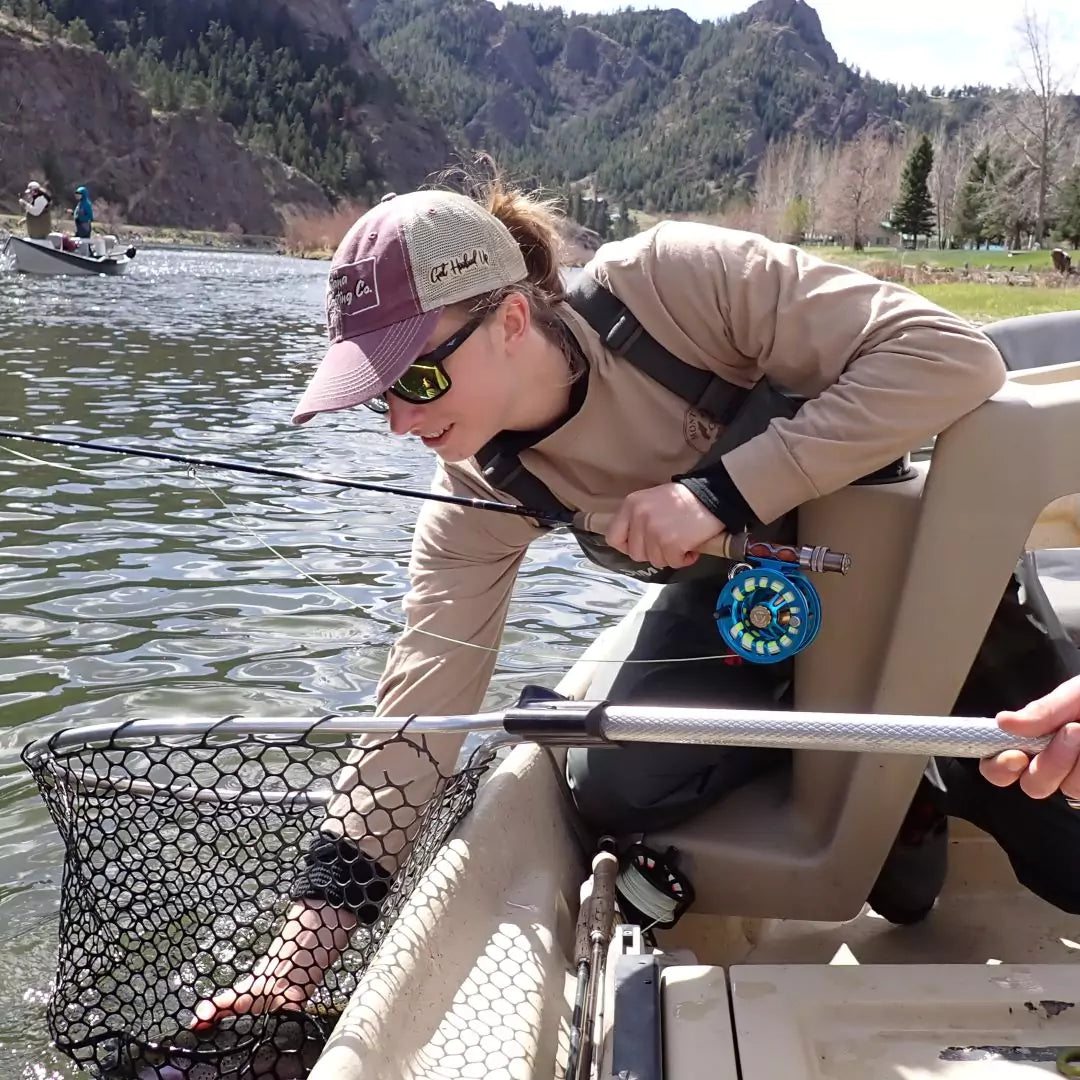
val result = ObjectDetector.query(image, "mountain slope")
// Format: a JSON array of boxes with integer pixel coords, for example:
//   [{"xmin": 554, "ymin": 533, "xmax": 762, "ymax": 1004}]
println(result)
[
  {"xmin": 0, "ymin": 0, "xmax": 455, "ymax": 231},
  {"xmin": 0, "ymin": 20, "xmax": 331, "ymax": 233},
  {"xmin": 352, "ymin": 0, "xmax": 991, "ymax": 212}
]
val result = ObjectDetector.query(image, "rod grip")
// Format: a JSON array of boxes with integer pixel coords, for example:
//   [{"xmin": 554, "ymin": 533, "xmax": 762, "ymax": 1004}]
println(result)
[
  {"xmin": 574, "ymin": 875, "xmax": 595, "ymax": 965},
  {"xmin": 573, "ymin": 514, "xmax": 851, "ymax": 574},
  {"xmin": 588, "ymin": 848, "xmax": 620, "ymax": 945}
]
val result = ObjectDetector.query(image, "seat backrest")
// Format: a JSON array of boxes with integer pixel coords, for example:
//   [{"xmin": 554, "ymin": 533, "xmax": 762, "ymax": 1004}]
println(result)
[
  {"xmin": 639, "ymin": 358, "xmax": 1080, "ymax": 921},
  {"xmin": 982, "ymin": 310, "xmax": 1080, "ymax": 372}
]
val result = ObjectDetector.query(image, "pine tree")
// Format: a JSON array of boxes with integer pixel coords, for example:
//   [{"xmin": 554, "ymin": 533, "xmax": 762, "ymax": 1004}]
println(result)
[
  {"xmin": 953, "ymin": 145, "xmax": 991, "ymax": 249},
  {"xmin": 891, "ymin": 134, "xmax": 936, "ymax": 248},
  {"xmin": 1058, "ymin": 165, "xmax": 1080, "ymax": 249},
  {"xmin": 65, "ymin": 15, "xmax": 94, "ymax": 46}
]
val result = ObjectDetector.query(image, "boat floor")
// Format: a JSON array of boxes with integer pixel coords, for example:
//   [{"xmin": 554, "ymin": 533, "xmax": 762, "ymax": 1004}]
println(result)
[
  {"xmin": 594, "ymin": 824, "xmax": 1080, "ymax": 1080},
  {"xmin": 311, "ymin": 748, "xmax": 1080, "ymax": 1080},
  {"xmin": 661, "ymin": 820, "xmax": 1080, "ymax": 969}
]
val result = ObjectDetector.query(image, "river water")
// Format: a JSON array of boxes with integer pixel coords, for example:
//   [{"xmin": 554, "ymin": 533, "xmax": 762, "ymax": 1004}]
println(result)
[{"xmin": 0, "ymin": 250, "xmax": 641, "ymax": 1078}]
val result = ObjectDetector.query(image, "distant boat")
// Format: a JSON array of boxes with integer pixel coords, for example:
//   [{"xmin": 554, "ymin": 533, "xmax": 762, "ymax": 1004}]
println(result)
[{"xmin": 5, "ymin": 232, "xmax": 137, "ymax": 276}]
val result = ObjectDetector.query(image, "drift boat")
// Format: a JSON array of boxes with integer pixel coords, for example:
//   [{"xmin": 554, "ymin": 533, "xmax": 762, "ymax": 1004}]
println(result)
[
  {"xmin": 7, "ymin": 232, "xmax": 136, "ymax": 276},
  {"xmin": 20, "ymin": 310, "xmax": 1080, "ymax": 1080},
  {"xmin": 308, "ymin": 310, "xmax": 1080, "ymax": 1080}
]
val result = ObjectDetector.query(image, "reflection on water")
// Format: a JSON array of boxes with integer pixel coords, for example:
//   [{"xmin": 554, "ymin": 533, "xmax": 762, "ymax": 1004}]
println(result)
[{"xmin": 0, "ymin": 250, "xmax": 641, "ymax": 1075}]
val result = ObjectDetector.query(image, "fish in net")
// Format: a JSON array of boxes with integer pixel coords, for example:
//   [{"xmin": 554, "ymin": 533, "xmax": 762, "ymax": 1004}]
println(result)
[{"xmin": 21, "ymin": 716, "xmax": 493, "ymax": 1079}]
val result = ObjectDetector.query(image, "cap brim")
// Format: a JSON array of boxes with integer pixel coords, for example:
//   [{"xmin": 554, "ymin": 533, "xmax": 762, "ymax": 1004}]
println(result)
[{"xmin": 291, "ymin": 309, "xmax": 442, "ymax": 425}]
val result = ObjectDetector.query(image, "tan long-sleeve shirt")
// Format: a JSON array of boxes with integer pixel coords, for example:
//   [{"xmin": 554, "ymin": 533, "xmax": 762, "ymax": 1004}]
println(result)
[
  {"xmin": 324, "ymin": 222, "xmax": 1006, "ymax": 854},
  {"xmin": 375, "ymin": 222, "xmax": 1006, "ymax": 724}
]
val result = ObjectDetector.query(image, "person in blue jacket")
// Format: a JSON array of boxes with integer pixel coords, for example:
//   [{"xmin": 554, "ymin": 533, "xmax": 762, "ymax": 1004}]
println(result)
[{"xmin": 72, "ymin": 186, "xmax": 93, "ymax": 239}]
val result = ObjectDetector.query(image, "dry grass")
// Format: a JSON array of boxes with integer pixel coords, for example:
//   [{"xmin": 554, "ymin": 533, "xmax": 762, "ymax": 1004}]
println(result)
[
  {"xmin": 851, "ymin": 258, "xmax": 1079, "ymax": 292},
  {"xmin": 281, "ymin": 203, "xmax": 368, "ymax": 259}
]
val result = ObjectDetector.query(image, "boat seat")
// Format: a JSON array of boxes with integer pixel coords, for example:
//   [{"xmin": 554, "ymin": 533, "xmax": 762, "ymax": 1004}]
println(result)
[
  {"xmin": 632, "ymin": 357, "xmax": 1080, "ymax": 922},
  {"xmin": 990, "ymin": 310, "xmax": 1080, "ymax": 644},
  {"xmin": 982, "ymin": 309, "xmax": 1080, "ymax": 371},
  {"xmin": 1024, "ymin": 548, "xmax": 1080, "ymax": 647}
]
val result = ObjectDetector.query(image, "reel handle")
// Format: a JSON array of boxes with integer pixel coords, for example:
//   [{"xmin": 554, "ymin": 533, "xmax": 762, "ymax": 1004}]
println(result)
[{"xmin": 575, "ymin": 515, "xmax": 851, "ymax": 575}]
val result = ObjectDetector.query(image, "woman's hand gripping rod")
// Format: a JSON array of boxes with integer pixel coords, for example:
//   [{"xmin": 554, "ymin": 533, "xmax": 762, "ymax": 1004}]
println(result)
[{"xmin": 573, "ymin": 511, "xmax": 852, "ymax": 574}]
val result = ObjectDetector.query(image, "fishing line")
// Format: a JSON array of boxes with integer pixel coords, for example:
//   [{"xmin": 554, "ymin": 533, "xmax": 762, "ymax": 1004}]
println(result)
[
  {"xmin": 615, "ymin": 862, "xmax": 679, "ymax": 931},
  {"xmin": 0, "ymin": 441, "xmax": 95, "ymax": 473},
  {"xmin": 0, "ymin": 429, "xmax": 573, "ymax": 526},
  {"xmin": 0, "ymin": 908, "xmax": 61, "ymax": 947},
  {"xmin": 195, "ymin": 476, "xmax": 738, "ymax": 664},
  {"xmin": 0, "ymin": 443, "xmax": 740, "ymax": 666},
  {"xmin": 614, "ymin": 844, "xmax": 694, "ymax": 933}
]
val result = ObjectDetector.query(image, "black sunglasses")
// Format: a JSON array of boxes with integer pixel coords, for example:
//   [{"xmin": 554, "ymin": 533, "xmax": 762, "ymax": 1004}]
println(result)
[{"xmin": 364, "ymin": 314, "xmax": 487, "ymax": 414}]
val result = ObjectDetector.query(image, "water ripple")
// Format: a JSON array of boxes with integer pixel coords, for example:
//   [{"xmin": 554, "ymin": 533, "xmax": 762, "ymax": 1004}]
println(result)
[{"xmin": 0, "ymin": 248, "xmax": 642, "ymax": 1075}]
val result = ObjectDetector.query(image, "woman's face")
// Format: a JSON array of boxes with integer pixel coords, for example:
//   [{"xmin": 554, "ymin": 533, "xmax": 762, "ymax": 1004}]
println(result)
[{"xmin": 385, "ymin": 294, "xmax": 530, "ymax": 462}]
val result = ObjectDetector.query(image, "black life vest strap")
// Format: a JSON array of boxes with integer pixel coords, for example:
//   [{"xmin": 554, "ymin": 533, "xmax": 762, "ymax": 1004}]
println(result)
[
  {"xmin": 476, "ymin": 272, "xmax": 756, "ymax": 527},
  {"xmin": 564, "ymin": 272, "xmax": 750, "ymax": 427},
  {"xmin": 475, "ymin": 443, "xmax": 568, "ymax": 528}
]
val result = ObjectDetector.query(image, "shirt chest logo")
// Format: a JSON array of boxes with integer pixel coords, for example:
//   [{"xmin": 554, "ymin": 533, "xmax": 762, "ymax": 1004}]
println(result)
[{"xmin": 684, "ymin": 408, "xmax": 721, "ymax": 454}]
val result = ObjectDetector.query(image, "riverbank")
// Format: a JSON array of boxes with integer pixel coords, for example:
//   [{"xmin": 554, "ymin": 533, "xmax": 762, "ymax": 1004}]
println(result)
[
  {"xmin": 5, "ymin": 210, "xmax": 1076, "ymax": 325},
  {"xmin": 815, "ymin": 246, "xmax": 1080, "ymax": 323}
]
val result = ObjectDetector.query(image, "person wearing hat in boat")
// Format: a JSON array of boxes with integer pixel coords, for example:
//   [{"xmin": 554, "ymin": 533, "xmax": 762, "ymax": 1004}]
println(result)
[
  {"xmin": 18, "ymin": 180, "xmax": 52, "ymax": 240},
  {"xmin": 196, "ymin": 161, "xmax": 1080, "ymax": 1026},
  {"xmin": 72, "ymin": 185, "xmax": 93, "ymax": 239}
]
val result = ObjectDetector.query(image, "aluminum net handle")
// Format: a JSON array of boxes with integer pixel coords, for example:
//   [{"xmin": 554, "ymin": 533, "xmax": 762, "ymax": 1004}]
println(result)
[
  {"xmin": 600, "ymin": 706, "xmax": 1050, "ymax": 759},
  {"xmin": 21, "ymin": 707, "xmax": 1048, "ymax": 774}
]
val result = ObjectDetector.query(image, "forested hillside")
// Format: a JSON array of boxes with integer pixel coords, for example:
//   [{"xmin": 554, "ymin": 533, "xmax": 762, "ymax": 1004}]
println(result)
[
  {"xmin": 3, "ymin": 0, "xmax": 1075, "ymax": 247},
  {"xmin": 352, "ymin": 0, "xmax": 992, "ymax": 212},
  {"xmin": 0, "ymin": 0, "xmax": 451, "ymax": 216}
]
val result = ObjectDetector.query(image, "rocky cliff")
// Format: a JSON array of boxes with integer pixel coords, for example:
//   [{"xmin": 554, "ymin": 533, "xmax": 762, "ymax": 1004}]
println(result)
[
  {"xmin": 0, "ymin": 0, "xmax": 456, "ymax": 234},
  {"xmin": 0, "ymin": 23, "xmax": 329, "ymax": 233},
  {"xmin": 351, "ymin": 0, "xmax": 986, "ymax": 212},
  {"xmin": 267, "ymin": 0, "xmax": 454, "ymax": 189}
]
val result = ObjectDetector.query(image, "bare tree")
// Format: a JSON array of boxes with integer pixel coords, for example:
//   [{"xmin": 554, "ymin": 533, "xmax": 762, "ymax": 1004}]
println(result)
[
  {"xmin": 751, "ymin": 138, "xmax": 795, "ymax": 238},
  {"xmin": 998, "ymin": 3, "xmax": 1075, "ymax": 246},
  {"xmin": 751, "ymin": 134, "xmax": 820, "ymax": 240},
  {"xmin": 820, "ymin": 126, "xmax": 895, "ymax": 249},
  {"xmin": 802, "ymin": 139, "xmax": 831, "ymax": 240},
  {"xmin": 930, "ymin": 124, "xmax": 974, "ymax": 248},
  {"xmin": 983, "ymin": 156, "xmax": 1038, "ymax": 250}
]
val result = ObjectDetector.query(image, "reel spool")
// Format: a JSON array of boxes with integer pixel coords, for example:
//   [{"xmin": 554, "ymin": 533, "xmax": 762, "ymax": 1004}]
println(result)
[
  {"xmin": 714, "ymin": 559, "xmax": 822, "ymax": 664},
  {"xmin": 615, "ymin": 843, "xmax": 694, "ymax": 931}
]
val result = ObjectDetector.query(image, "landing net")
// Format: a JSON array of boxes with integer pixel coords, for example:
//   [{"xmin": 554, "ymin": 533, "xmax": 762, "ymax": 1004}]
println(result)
[{"xmin": 22, "ymin": 717, "xmax": 492, "ymax": 1079}]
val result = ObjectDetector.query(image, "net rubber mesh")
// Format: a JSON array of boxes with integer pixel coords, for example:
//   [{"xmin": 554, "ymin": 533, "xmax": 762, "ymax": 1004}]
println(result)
[{"xmin": 22, "ymin": 718, "xmax": 492, "ymax": 1079}]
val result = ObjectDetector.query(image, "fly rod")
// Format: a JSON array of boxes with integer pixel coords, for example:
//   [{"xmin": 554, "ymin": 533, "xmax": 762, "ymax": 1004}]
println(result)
[
  {"xmin": 0, "ymin": 428, "xmax": 574, "ymax": 527},
  {"xmin": 0, "ymin": 428, "xmax": 852, "ymax": 571}
]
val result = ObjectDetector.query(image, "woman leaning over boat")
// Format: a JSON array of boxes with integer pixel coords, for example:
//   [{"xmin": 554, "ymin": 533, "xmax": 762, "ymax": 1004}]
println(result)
[{"xmin": 196, "ymin": 164, "xmax": 1080, "ymax": 1026}]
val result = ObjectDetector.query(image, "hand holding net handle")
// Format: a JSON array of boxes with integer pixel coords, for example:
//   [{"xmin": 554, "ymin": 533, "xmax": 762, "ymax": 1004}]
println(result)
[{"xmin": 575, "ymin": 514, "xmax": 851, "ymax": 575}]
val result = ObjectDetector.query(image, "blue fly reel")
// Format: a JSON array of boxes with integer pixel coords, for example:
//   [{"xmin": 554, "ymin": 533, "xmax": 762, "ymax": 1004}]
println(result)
[{"xmin": 714, "ymin": 559, "xmax": 822, "ymax": 664}]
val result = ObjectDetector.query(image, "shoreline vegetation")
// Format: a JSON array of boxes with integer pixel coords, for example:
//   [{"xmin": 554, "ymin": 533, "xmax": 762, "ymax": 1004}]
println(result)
[{"xmin": 4, "ymin": 210, "xmax": 1076, "ymax": 326}]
